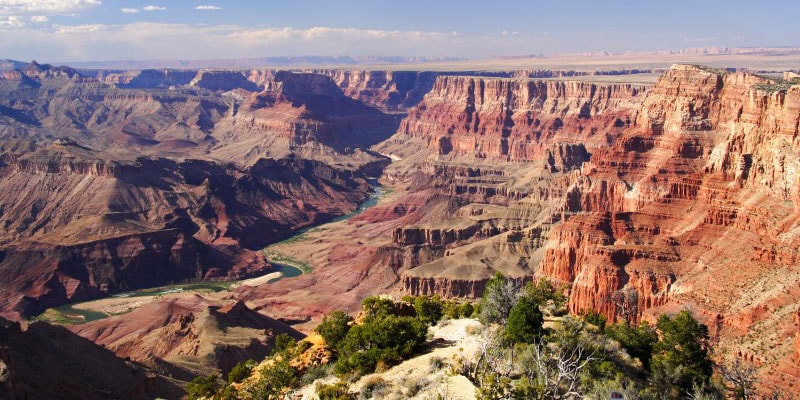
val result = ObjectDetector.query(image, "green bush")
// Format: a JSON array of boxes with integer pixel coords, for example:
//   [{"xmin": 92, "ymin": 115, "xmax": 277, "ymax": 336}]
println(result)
[
  {"xmin": 442, "ymin": 299, "xmax": 474, "ymax": 319},
  {"xmin": 316, "ymin": 311, "xmax": 353, "ymax": 352},
  {"xmin": 581, "ymin": 309, "xmax": 607, "ymax": 331},
  {"xmin": 413, "ymin": 295, "xmax": 444, "ymax": 325},
  {"xmin": 459, "ymin": 302, "xmax": 475, "ymax": 318},
  {"xmin": 605, "ymin": 321, "xmax": 658, "ymax": 369},
  {"xmin": 505, "ymin": 296, "xmax": 544, "ymax": 344},
  {"xmin": 227, "ymin": 359, "xmax": 257, "ymax": 384},
  {"xmin": 272, "ymin": 333, "xmax": 297, "ymax": 355},
  {"xmin": 316, "ymin": 381, "xmax": 351, "ymax": 400},
  {"xmin": 360, "ymin": 296, "xmax": 398, "ymax": 321},
  {"xmin": 247, "ymin": 359, "xmax": 298, "ymax": 399},
  {"xmin": 650, "ymin": 310, "xmax": 713, "ymax": 398},
  {"xmin": 334, "ymin": 314, "xmax": 427, "ymax": 376},
  {"xmin": 186, "ymin": 375, "xmax": 219, "ymax": 400},
  {"xmin": 524, "ymin": 278, "xmax": 566, "ymax": 310}
]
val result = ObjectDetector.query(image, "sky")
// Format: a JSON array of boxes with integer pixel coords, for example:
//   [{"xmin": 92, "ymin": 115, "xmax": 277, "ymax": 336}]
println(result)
[{"xmin": 0, "ymin": 0, "xmax": 798, "ymax": 62}]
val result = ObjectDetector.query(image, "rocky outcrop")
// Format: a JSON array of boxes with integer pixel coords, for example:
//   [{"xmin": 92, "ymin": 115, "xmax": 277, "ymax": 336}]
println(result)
[
  {"xmin": 70, "ymin": 298, "xmax": 304, "ymax": 379},
  {"xmin": 19, "ymin": 61, "xmax": 86, "ymax": 81},
  {"xmin": 189, "ymin": 70, "xmax": 259, "ymax": 92},
  {"xmin": 103, "ymin": 69, "xmax": 197, "ymax": 88},
  {"xmin": 214, "ymin": 71, "xmax": 402, "ymax": 159},
  {"xmin": 396, "ymin": 75, "xmax": 645, "ymax": 160},
  {"xmin": 0, "ymin": 317, "xmax": 182, "ymax": 399},
  {"xmin": 314, "ymin": 70, "xmax": 438, "ymax": 110},
  {"xmin": 0, "ymin": 144, "xmax": 373, "ymax": 318},
  {"xmin": 387, "ymin": 67, "xmax": 800, "ymax": 392}
]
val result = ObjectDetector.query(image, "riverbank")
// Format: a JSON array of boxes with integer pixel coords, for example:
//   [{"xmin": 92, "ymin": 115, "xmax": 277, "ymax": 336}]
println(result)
[{"xmin": 33, "ymin": 179, "xmax": 389, "ymax": 326}]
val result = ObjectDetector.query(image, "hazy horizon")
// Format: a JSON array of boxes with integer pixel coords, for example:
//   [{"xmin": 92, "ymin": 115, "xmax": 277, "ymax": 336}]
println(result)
[{"xmin": 0, "ymin": 0, "xmax": 798, "ymax": 63}]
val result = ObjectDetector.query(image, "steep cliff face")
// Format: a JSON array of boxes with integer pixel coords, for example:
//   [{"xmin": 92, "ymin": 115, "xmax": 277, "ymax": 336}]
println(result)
[
  {"xmin": 211, "ymin": 71, "xmax": 401, "ymax": 165},
  {"xmin": 314, "ymin": 69, "xmax": 438, "ymax": 110},
  {"xmin": 394, "ymin": 76, "xmax": 645, "ymax": 160},
  {"xmin": 103, "ymin": 69, "xmax": 197, "ymax": 88},
  {"xmin": 532, "ymin": 66, "xmax": 800, "ymax": 388},
  {"xmin": 189, "ymin": 70, "xmax": 259, "ymax": 92},
  {"xmin": 374, "ymin": 66, "xmax": 800, "ymax": 389}
]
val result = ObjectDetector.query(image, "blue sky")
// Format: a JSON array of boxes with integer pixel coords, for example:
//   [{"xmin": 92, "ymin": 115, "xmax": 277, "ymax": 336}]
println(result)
[{"xmin": 0, "ymin": 0, "xmax": 798, "ymax": 62}]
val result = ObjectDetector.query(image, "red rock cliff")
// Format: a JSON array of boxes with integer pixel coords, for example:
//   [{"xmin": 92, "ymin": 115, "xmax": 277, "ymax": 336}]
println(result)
[{"xmin": 397, "ymin": 75, "xmax": 645, "ymax": 160}]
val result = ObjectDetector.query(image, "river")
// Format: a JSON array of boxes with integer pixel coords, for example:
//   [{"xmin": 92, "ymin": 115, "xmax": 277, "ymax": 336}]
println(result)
[{"xmin": 38, "ymin": 179, "xmax": 386, "ymax": 324}]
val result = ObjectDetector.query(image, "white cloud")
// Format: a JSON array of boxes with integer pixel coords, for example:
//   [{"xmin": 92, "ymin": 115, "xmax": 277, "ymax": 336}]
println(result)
[
  {"xmin": 54, "ymin": 23, "xmax": 104, "ymax": 33},
  {"xmin": 0, "ymin": 15, "xmax": 24, "ymax": 28},
  {"xmin": 0, "ymin": 23, "xmax": 546, "ymax": 61},
  {"xmin": 0, "ymin": 0, "xmax": 101, "ymax": 14},
  {"xmin": 142, "ymin": 5, "xmax": 165, "ymax": 11},
  {"xmin": 120, "ymin": 8, "xmax": 139, "ymax": 13},
  {"xmin": 195, "ymin": 5, "xmax": 221, "ymax": 10},
  {"xmin": 31, "ymin": 15, "xmax": 49, "ymax": 22}
]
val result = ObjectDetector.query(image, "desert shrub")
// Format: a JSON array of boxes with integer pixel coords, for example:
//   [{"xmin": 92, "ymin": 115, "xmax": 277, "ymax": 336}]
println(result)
[
  {"xmin": 605, "ymin": 321, "xmax": 658, "ymax": 370},
  {"xmin": 403, "ymin": 378, "xmax": 426, "ymax": 397},
  {"xmin": 504, "ymin": 295, "xmax": 544, "ymax": 344},
  {"xmin": 334, "ymin": 314, "xmax": 427, "ymax": 377},
  {"xmin": 316, "ymin": 380, "xmax": 352, "ymax": 400},
  {"xmin": 650, "ymin": 310, "xmax": 714, "ymax": 398},
  {"xmin": 413, "ymin": 295, "xmax": 444, "ymax": 325},
  {"xmin": 361, "ymin": 376, "xmax": 389, "ymax": 397},
  {"xmin": 247, "ymin": 359, "xmax": 298, "ymax": 399},
  {"xmin": 186, "ymin": 375, "xmax": 218, "ymax": 400},
  {"xmin": 581, "ymin": 309, "xmax": 607, "ymax": 331},
  {"xmin": 227, "ymin": 358, "xmax": 257, "ymax": 384},
  {"xmin": 428, "ymin": 356, "xmax": 445, "ymax": 372},
  {"xmin": 218, "ymin": 384, "xmax": 238, "ymax": 400},
  {"xmin": 465, "ymin": 323, "xmax": 483, "ymax": 336},
  {"xmin": 316, "ymin": 310, "xmax": 353, "ymax": 352},
  {"xmin": 479, "ymin": 273, "xmax": 521, "ymax": 324},
  {"xmin": 301, "ymin": 363, "xmax": 332, "ymax": 385}
]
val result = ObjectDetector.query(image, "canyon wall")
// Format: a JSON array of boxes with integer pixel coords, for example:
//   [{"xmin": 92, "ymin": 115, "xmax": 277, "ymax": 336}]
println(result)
[
  {"xmin": 0, "ymin": 64, "xmax": 392, "ymax": 319},
  {"xmin": 385, "ymin": 65, "xmax": 800, "ymax": 389},
  {"xmin": 396, "ymin": 75, "xmax": 645, "ymax": 160}
]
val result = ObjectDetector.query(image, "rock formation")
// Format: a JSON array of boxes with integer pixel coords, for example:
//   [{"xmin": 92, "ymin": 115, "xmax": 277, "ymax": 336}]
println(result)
[
  {"xmin": 0, "ymin": 317, "xmax": 182, "ymax": 399},
  {"xmin": 373, "ymin": 65, "xmax": 800, "ymax": 390},
  {"xmin": 2, "ymin": 61, "xmax": 800, "ymax": 393},
  {"xmin": 0, "ymin": 63, "xmax": 385, "ymax": 319},
  {"xmin": 70, "ymin": 297, "xmax": 304, "ymax": 380}
]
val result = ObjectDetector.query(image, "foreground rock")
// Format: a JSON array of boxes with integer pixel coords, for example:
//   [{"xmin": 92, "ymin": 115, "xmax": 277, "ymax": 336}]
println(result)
[
  {"xmin": 0, "ymin": 317, "xmax": 182, "ymax": 399},
  {"xmin": 70, "ymin": 296, "xmax": 304, "ymax": 380}
]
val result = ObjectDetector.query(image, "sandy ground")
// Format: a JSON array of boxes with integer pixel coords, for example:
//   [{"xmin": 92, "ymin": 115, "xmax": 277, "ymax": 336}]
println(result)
[
  {"xmin": 296, "ymin": 318, "xmax": 483, "ymax": 400},
  {"xmin": 65, "ymin": 270, "xmax": 282, "ymax": 316},
  {"xmin": 231, "ymin": 271, "xmax": 283, "ymax": 288},
  {"xmin": 70, "ymin": 291, "xmax": 209, "ymax": 315}
]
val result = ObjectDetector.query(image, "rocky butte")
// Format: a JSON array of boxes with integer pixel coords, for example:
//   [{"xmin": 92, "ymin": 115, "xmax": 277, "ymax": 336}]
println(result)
[{"xmin": 0, "ymin": 61, "xmax": 799, "ymax": 395}]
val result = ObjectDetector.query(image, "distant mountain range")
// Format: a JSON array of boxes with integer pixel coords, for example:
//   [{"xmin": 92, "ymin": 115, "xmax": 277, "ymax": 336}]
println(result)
[
  {"xmin": 0, "ymin": 59, "xmax": 27, "ymax": 71},
  {"xmin": 39, "ymin": 55, "xmax": 469, "ymax": 70},
  {"xmin": 2, "ymin": 46, "xmax": 799, "ymax": 71}
]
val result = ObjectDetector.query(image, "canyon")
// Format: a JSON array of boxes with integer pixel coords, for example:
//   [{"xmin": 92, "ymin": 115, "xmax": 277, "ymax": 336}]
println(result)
[{"xmin": 0, "ymin": 60, "xmax": 799, "ymax": 395}]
